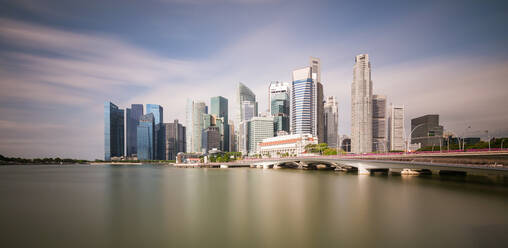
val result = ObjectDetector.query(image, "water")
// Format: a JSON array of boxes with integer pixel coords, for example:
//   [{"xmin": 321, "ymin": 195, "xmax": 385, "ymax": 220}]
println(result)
[{"xmin": 0, "ymin": 164, "xmax": 507, "ymax": 248}]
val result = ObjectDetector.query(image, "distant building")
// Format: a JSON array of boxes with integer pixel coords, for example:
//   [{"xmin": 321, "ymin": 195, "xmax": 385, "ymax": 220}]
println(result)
[
  {"xmin": 239, "ymin": 101, "xmax": 256, "ymax": 154},
  {"xmin": 104, "ymin": 101, "xmax": 124, "ymax": 161},
  {"xmin": 269, "ymin": 81, "xmax": 291, "ymax": 134},
  {"xmin": 291, "ymin": 57, "xmax": 324, "ymax": 143},
  {"xmin": 324, "ymin": 96, "xmax": 339, "ymax": 148},
  {"xmin": 211, "ymin": 96, "xmax": 229, "ymax": 152},
  {"xmin": 388, "ymin": 105, "xmax": 405, "ymax": 151},
  {"xmin": 202, "ymin": 126, "xmax": 221, "ymax": 154},
  {"xmin": 137, "ymin": 113, "xmax": 155, "ymax": 160},
  {"xmin": 164, "ymin": 119, "xmax": 186, "ymax": 161},
  {"xmin": 186, "ymin": 100, "xmax": 207, "ymax": 153},
  {"xmin": 126, "ymin": 104, "xmax": 143, "ymax": 157},
  {"xmin": 229, "ymin": 121, "xmax": 236, "ymax": 152},
  {"xmin": 351, "ymin": 54, "xmax": 373, "ymax": 154},
  {"xmin": 258, "ymin": 133, "xmax": 318, "ymax": 158},
  {"xmin": 410, "ymin": 115, "xmax": 444, "ymax": 148},
  {"xmin": 146, "ymin": 104, "xmax": 164, "ymax": 160},
  {"xmin": 372, "ymin": 95, "xmax": 387, "ymax": 152},
  {"xmin": 341, "ymin": 137, "xmax": 351, "ymax": 153},
  {"xmin": 247, "ymin": 116, "xmax": 274, "ymax": 155},
  {"xmin": 237, "ymin": 82, "xmax": 258, "ymax": 124}
]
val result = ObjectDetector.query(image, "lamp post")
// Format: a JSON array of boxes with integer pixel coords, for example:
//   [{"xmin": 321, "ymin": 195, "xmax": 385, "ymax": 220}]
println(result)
[{"xmin": 406, "ymin": 123, "xmax": 425, "ymax": 154}]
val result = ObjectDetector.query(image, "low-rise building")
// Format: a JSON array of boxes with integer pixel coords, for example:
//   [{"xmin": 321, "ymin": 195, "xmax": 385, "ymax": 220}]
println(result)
[{"xmin": 257, "ymin": 134, "xmax": 317, "ymax": 158}]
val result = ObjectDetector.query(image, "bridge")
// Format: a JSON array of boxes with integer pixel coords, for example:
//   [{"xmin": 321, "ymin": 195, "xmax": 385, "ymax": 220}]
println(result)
[{"xmin": 175, "ymin": 150, "xmax": 508, "ymax": 176}]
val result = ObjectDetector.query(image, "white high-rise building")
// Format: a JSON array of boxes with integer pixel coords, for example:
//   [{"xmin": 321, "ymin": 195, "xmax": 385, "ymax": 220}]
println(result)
[
  {"xmin": 185, "ymin": 99, "xmax": 206, "ymax": 153},
  {"xmin": 324, "ymin": 96, "xmax": 339, "ymax": 148},
  {"xmin": 388, "ymin": 104, "xmax": 405, "ymax": 151},
  {"xmin": 372, "ymin": 94, "xmax": 387, "ymax": 152},
  {"xmin": 351, "ymin": 54, "xmax": 373, "ymax": 154},
  {"xmin": 247, "ymin": 116, "xmax": 274, "ymax": 155}
]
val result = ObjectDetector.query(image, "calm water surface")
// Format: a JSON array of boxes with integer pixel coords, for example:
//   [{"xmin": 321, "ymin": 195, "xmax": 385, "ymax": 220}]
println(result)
[{"xmin": 0, "ymin": 164, "xmax": 507, "ymax": 248}]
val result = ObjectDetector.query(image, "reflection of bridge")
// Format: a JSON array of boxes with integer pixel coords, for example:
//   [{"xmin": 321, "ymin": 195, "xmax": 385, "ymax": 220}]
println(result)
[{"xmin": 211, "ymin": 151, "xmax": 508, "ymax": 175}]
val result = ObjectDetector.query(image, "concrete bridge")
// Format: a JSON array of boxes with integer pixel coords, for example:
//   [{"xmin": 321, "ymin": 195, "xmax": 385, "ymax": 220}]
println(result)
[{"xmin": 213, "ymin": 151, "xmax": 508, "ymax": 176}]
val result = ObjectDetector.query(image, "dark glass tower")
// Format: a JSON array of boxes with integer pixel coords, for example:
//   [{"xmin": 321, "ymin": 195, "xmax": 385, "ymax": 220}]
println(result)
[
  {"xmin": 126, "ymin": 104, "xmax": 143, "ymax": 157},
  {"xmin": 210, "ymin": 96, "xmax": 229, "ymax": 152},
  {"xmin": 146, "ymin": 104, "xmax": 165, "ymax": 160},
  {"xmin": 104, "ymin": 101, "xmax": 124, "ymax": 161},
  {"xmin": 137, "ymin": 113, "xmax": 155, "ymax": 160}
]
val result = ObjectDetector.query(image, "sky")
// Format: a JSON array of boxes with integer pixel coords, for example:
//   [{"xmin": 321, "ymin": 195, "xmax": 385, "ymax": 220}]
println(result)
[{"xmin": 0, "ymin": 0, "xmax": 507, "ymax": 160}]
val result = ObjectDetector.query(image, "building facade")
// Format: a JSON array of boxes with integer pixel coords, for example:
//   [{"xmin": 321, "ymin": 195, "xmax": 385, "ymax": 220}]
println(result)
[
  {"xmin": 351, "ymin": 54, "xmax": 373, "ymax": 154},
  {"xmin": 137, "ymin": 113, "xmax": 155, "ymax": 160},
  {"xmin": 202, "ymin": 126, "xmax": 221, "ymax": 154},
  {"xmin": 210, "ymin": 96, "xmax": 229, "ymax": 152},
  {"xmin": 126, "ymin": 104, "xmax": 143, "ymax": 157},
  {"xmin": 258, "ymin": 133, "xmax": 318, "ymax": 158},
  {"xmin": 104, "ymin": 101, "xmax": 124, "ymax": 161},
  {"xmin": 372, "ymin": 95, "xmax": 387, "ymax": 152},
  {"xmin": 247, "ymin": 116, "xmax": 274, "ymax": 155},
  {"xmin": 324, "ymin": 96, "xmax": 339, "ymax": 148},
  {"xmin": 146, "ymin": 104, "xmax": 164, "ymax": 160},
  {"xmin": 410, "ymin": 115, "xmax": 444, "ymax": 148},
  {"xmin": 388, "ymin": 105, "xmax": 405, "ymax": 151},
  {"xmin": 310, "ymin": 57, "xmax": 325, "ymax": 145},
  {"xmin": 269, "ymin": 81, "xmax": 291, "ymax": 135},
  {"xmin": 186, "ymin": 99, "xmax": 207, "ymax": 153},
  {"xmin": 164, "ymin": 119, "xmax": 186, "ymax": 161}
]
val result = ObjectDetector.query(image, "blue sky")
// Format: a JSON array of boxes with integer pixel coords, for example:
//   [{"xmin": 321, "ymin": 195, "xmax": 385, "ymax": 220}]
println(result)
[{"xmin": 1, "ymin": 0, "xmax": 507, "ymax": 159}]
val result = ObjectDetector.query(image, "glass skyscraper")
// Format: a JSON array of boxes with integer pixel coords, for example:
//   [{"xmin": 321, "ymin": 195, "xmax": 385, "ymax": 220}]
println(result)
[
  {"xmin": 104, "ymin": 101, "xmax": 124, "ymax": 161},
  {"xmin": 291, "ymin": 67, "xmax": 314, "ymax": 135},
  {"xmin": 126, "ymin": 104, "xmax": 143, "ymax": 157},
  {"xmin": 137, "ymin": 113, "xmax": 155, "ymax": 160},
  {"xmin": 211, "ymin": 96, "xmax": 229, "ymax": 152},
  {"xmin": 269, "ymin": 81, "xmax": 290, "ymax": 135},
  {"xmin": 185, "ymin": 99, "xmax": 207, "ymax": 153},
  {"xmin": 146, "ymin": 104, "xmax": 164, "ymax": 160},
  {"xmin": 324, "ymin": 96, "xmax": 339, "ymax": 148}
]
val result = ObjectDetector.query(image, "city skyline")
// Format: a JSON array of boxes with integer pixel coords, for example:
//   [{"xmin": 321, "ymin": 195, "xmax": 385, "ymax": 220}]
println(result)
[{"xmin": 1, "ymin": 0, "xmax": 508, "ymax": 160}]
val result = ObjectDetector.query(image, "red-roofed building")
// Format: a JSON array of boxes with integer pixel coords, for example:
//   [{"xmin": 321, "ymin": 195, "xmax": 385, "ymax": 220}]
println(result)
[{"xmin": 257, "ymin": 134, "xmax": 317, "ymax": 158}]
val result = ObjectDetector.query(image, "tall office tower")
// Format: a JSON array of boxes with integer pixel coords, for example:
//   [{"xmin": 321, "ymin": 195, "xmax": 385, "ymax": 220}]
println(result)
[
  {"xmin": 211, "ymin": 96, "xmax": 229, "ymax": 152},
  {"xmin": 247, "ymin": 116, "xmax": 274, "ymax": 155},
  {"xmin": 202, "ymin": 126, "xmax": 221, "ymax": 153},
  {"xmin": 324, "ymin": 96, "xmax": 339, "ymax": 148},
  {"xmin": 164, "ymin": 119, "xmax": 186, "ymax": 161},
  {"xmin": 388, "ymin": 104, "xmax": 405, "ymax": 151},
  {"xmin": 126, "ymin": 104, "xmax": 143, "ymax": 157},
  {"xmin": 269, "ymin": 81, "xmax": 291, "ymax": 135},
  {"xmin": 239, "ymin": 101, "xmax": 257, "ymax": 154},
  {"xmin": 104, "ymin": 101, "xmax": 124, "ymax": 161},
  {"xmin": 372, "ymin": 95, "xmax": 387, "ymax": 152},
  {"xmin": 137, "ymin": 113, "xmax": 155, "ymax": 160},
  {"xmin": 146, "ymin": 104, "xmax": 164, "ymax": 160},
  {"xmin": 411, "ymin": 115, "xmax": 444, "ymax": 148},
  {"xmin": 310, "ymin": 57, "xmax": 325, "ymax": 144},
  {"xmin": 185, "ymin": 99, "xmax": 207, "ymax": 153},
  {"xmin": 229, "ymin": 121, "xmax": 236, "ymax": 152},
  {"xmin": 237, "ymin": 82, "xmax": 258, "ymax": 123},
  {"xmin": 291, "ymin": 67, "xmax": 315, "ymax": 136},
  {"xmin": 351, "ymin": 54, "xmax": 373, "ymax": 154}
]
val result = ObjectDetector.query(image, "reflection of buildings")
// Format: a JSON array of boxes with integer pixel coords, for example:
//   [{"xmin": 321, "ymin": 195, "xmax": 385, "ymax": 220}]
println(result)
[
  {"xmin": 258, "ymin": 134, "xmax": 317, "ymax": 158},
  {"xmin": 372, "ymin": 95, "xmax": 387, "ymax": 152},
  {"xmin": 388, "ymin": 104, "xmax": 405, "ymax": 151},
  {"xmin": 104, "ymin": 101, "xmax": 125, "ymax": 160},
  {"xmin": 410, "ymin": 115, "xmax": 444, "ymax": 148},
  {"xmin": 351, "ymin": 54, "xmax": 373, "ymax": 154}
]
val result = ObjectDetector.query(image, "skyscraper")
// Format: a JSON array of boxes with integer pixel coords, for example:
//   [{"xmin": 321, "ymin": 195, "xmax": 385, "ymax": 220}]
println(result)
[
  {"xmin": 137, "ymin": 113, "xmax": 155, "ymax": 160},
  {"xmin": 290, "ymin": 57, "xmax": 324, "ymax": 141},
  {"xmin": 202, "ymin": 126, "xmax": 221, "ymax": 153},
  {"xmin": 388, "ymin": 104, "xmax": 405, "ymax": 151},
  {"xmin": 104, "ymin": 101, "xmax": 124, "ymax": 161},
  {"xmin": 411, "ymin": 115, "xmax": 444, "ymax": 148},
  {"xmin": 164, "ymin": 119, "xmax": 186, "ymax": 161},
  {"xmin": 351, "ymin": 54, "xmax": 373, "ymax": 154},
  {"xmin": 372, "ymin": 95, "xmax": 387, "ymax": 152},
  {"xmin": 186, "ymin": 99, "xmax": 207, "ymax": 153},
  {"xmin": 310, "ymin": 57, "xmax": 325, "ymax": 145},
  {"xmin": 324, "ymin": 96, "xmax": 339, "ymax": 148},
  {"xmin": 146, "ymin": 104, "xmax": 164, "ymax": 159},
  {"xmin": 247, "ymin": 116, "xmax": 274, "ymax": 155},
  {"xmin": 237, "ymin": 82, "xmax": 257, "ymax": 124},
  {"xmin": 269, "ymin": 81, "xmax": 291, "ymax": 135},
  {"xmin": 211, "ymin": 96, "xmax": 229, "ymax": 151},
  {"xmin": 126, "ymin": 104, "xmax": 143, "ymax": 157}
]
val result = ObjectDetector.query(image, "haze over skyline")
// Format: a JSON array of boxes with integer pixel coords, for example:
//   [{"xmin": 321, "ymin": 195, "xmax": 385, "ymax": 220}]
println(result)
[{"xmin": 1, "ymin": 0, "xmax": 507, "ymax": 160}]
